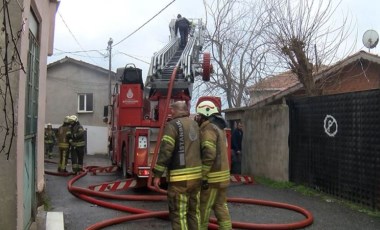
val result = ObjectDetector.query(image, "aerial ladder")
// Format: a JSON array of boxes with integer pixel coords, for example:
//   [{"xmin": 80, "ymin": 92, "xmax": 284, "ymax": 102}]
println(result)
[{"xmin": 107, "ymin": 18, "xmax": 213, "ymax": 186}]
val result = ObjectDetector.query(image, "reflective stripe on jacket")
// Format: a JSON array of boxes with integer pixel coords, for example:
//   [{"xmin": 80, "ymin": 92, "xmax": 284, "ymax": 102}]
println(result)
[
  {"xmin": 199, "ymin": 120, "xmax": 230, "ymax": 188},
  {"xmin": 153, "ymin": 116, "xmax": 202, "ymax": 183},
  {"xmin": 71, "ymin": 123, "xmax": 85, "ymax": 147},
  {"xmin": 57, "ymin": 124, "xmax": 71, "ymax": 149},
  {"xmin": 44, "ymin": 129, "xmax": 55, "ymax": 144}
]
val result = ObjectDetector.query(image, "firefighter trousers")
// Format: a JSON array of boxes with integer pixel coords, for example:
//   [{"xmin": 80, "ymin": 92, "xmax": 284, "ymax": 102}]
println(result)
[
  {"xmin": 200, "ymin": 187, "xmax": 232, "ymax": 230},
  {"xmin": 58, "ymin": 147, "xmax": 68, "ymax": 171},
  {"xmin": 71, "ymin": 146, "xmax": 85, "ymax": 172},
  {"xmin": 167, "ymin": 183, "xmax": 201, "ymax": 230}
]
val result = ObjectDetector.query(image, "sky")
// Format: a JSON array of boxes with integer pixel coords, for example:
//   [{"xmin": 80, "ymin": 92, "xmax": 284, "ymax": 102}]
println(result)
[
  {"xmin": 48, "ymin": 0, "xmax": 205, "ymax": 78},
  {"xmin": 48, "ymin": 0, "xmax": 380, "ymax": 79}
]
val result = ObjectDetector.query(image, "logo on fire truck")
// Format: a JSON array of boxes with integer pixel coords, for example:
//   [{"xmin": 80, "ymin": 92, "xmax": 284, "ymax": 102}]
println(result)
[{"xmin": 122, "ymin": 88, "xmax": 139, "ymax": 104}]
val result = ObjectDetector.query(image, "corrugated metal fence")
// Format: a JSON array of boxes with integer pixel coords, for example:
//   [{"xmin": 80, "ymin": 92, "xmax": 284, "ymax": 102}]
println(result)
[{"xmin": 287, "ymin": 89, "xmax": 380, "ymax": 210}]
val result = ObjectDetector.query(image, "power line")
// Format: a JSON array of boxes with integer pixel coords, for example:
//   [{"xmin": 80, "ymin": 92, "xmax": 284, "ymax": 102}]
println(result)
[
  {"xmin": 57, "ymin": 12, "xmax": 100, "ymax": 65},
  {"xmin": 52, "ymin": 48, "xmax": 106, "ymax": 59},
  {"xmin": 115, "ymin": 51, "xmax": 150, "ymax": 64},
  {"xmin": 112, "ymin": 0, "xmax": 176, "ymax": 47},
  {"xmin": 53, "ymin": 48, "xmax": 106, "ymax": 54}
]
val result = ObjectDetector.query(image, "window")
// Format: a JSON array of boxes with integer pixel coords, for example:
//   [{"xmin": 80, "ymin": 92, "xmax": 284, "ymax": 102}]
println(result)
[
  {"xmin": 25, "ymin": 11, "xmax": 40, "ymax": 135},
  {"xmin": 78, "ymin": 93, "xmax": 93, "ymax": 112}
]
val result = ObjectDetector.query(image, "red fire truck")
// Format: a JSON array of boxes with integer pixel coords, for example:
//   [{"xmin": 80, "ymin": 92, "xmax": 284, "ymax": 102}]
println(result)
[{"xmin": 106, "ymin": 19, "xmax": 229, "ymax": 186}]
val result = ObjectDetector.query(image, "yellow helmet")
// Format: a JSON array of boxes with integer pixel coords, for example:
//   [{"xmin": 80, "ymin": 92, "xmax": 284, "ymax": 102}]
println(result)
[
  {"xmin": 196, "ymin": 100, "xmax": 219, "ymax": 117},
  {"xmin": 64, "ymin": 116, "xmax": 71, "ymax": 124},
  {"xmin": 70, "ymin": 115, "xmax": 78, "ymax": 123}
]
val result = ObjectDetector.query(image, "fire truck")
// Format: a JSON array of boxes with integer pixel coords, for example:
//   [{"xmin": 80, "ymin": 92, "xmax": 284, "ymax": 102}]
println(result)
[{"xmin": 106, "ymin": 19, "xmax": 228, "ymax": 186}]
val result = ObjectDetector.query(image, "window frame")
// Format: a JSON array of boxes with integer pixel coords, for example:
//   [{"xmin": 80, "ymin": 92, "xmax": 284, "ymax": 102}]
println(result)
[{"xmin": 77, "ymin": 93, "xmax": 93, "ymax": 113}]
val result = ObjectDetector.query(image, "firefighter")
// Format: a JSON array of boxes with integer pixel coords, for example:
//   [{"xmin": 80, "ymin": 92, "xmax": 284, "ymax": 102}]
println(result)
[
  {"xmin": 69, "ymin": 115, "xmax": 86, "ymax": 174},
  {"xmin": 57, "ymin": 116, "xmax": 72, "ymax": 172},
  {"xmin": 44, "ymin": 123, "xmax": 56, "ymax": 159},
  {"xmin": 175, "ymin": 14, "xmax": 191, "ymax": 48},
  {"xmin": 196, "ymin": 100, "xmax": 232, "ymax": 230},
  {"xmin": 152, "ymin": 101, "xmax": 202, "ymax": 230}
]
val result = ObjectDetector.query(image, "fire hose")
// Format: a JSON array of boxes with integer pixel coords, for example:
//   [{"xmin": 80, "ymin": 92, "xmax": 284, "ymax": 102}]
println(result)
[
  {"xmin": 61, "ymin": 167, "xmax": 313, "ymax": 230},
  {"xmin": 45, "ymin": 68, "xmax": 313, "ymax": 229}
]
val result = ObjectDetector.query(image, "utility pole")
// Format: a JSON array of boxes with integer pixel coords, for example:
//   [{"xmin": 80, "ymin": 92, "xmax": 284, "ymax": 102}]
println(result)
[{"xmin": 107, "ymin": 38, "xmax": 113, "ymax": 106}]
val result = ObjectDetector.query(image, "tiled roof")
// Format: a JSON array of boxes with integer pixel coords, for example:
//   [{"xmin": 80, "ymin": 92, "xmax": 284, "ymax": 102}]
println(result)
[{"xmin": 248, "ymin": 71, "xmax": 299, "ymax": 91}]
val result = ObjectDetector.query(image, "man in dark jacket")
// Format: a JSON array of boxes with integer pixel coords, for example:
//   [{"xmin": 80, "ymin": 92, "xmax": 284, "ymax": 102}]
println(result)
[
  {"xmin": 153, "ymin": 101, "xmax": 202, "ymax": 230},
  {"xmin": 175, "ymin": 14, "xmax": 191, "ymax": 48},
  {"xmin": 231, "ymin": 121, "xmax": 243, "ymax": 174},
  {"xmin": 231, "ymin": 122, "xmax": 243, "ymax": 159}
]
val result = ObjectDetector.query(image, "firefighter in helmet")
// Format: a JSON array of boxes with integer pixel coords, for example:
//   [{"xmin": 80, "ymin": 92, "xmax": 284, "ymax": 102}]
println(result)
[
  {"xmin": 196, "ymin": 100, "xmax": 232, "ymax": 230},
  {"xmin": 69, "ymin": 115, "xmax": 86, "ymax": 173},
  {"xmin": 44, "ymin": 123, "xmax": 56, "ymax": 159},
  {"xmin": 152, "ymin": 101, "xmax": 202, "ymax": 230},
  {"xmin": 57, "ymin": 116, "xmax": 72, "ymax": 172}
]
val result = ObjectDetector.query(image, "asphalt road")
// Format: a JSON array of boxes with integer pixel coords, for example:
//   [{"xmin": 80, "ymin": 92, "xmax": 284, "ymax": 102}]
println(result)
[{"xmin": 44, "ymin": 153, "xmax": 380, "ymax": 230}]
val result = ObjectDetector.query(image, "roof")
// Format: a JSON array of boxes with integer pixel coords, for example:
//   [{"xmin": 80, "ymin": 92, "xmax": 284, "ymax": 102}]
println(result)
[
  {"xmin": 224, "ymin": 50, "xmax": 380, "ymax": 113},
  {"xmin": 247, "ymin": 71, "xmax": 299, "ymax": 91},
  {"xmin": 47, "ymin": 56, "xmax": 115, "ymax": 75}
]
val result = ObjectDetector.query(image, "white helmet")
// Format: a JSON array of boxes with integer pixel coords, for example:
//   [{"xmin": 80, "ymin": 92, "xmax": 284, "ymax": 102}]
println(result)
[{"xmin": 196, "ymin": 100, "xmax": 219, "ymax": 117}]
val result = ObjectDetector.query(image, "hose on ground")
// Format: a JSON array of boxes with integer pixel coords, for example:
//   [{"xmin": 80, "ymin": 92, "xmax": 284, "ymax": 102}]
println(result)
[{"xmin": 63, "ymin": 167, "xmax": 313, "ymax": 230}]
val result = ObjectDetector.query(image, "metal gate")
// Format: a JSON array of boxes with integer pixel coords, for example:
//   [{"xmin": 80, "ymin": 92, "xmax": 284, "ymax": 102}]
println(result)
[{"xmin": 288, "ymin": 89, "xmax": 380, "ymax": 210}]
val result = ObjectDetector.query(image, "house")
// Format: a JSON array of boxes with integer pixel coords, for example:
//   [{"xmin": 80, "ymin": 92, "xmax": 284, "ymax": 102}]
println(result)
[
  {"xmin": 248, "ymin": 50, "xmax": 380, "ymax": 108},
  {"xmin": 224, "ymin": 50, "xmax": 380, "ymax": 121},
  {"xmin": 0, "ymin": 1, "xmax": 60, "ymax": 229},
  {"xmin": 47, "ymin": 56, "xmax": 116, "ymax": 155},
  {"xmin": 222, "ymin": 50, "xmax": 380, "ymax": 209}
]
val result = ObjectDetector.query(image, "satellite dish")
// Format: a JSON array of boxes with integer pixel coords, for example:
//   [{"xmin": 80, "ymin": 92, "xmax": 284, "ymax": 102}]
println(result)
[{"xmin": 362, "ymin": 29, "xmax": 379, "ymax": 50}]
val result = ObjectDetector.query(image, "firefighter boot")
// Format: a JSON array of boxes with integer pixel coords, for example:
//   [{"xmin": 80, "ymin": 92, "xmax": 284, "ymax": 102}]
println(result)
[{"xmin": 72, "ymin": 164, "xmax": 79, "ymax": 174}]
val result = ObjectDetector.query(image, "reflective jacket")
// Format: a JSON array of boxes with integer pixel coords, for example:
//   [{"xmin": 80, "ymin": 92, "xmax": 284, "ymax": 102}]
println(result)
[
  {"xmin": 153, "ymin": 115, "xmax": 202, "ymax": 185},
  {"xmin": 71, "ymin": 122, "xmax": 86, "ymax": 148},
  {"xmin": 57, "ymin": 124, "xmax": 71, "ymax": 149},
  {"xmin": 44, "ymin": 128, "xmax": 56, "ymax": 144},
  {"xmin": 199, "ymin": 120, "xmax": 230, "ymax": 188}
]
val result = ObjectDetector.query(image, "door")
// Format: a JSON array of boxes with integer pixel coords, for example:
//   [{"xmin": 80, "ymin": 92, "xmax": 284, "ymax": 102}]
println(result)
[{"xmin": 23, "ymin": 12, "xmax": 40, "ymax": 229}]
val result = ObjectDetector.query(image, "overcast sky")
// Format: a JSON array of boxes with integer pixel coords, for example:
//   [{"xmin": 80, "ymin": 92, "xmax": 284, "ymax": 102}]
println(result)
[{"xmin": 48, "ymin": 0, "xmax": 380, "ymax": 78}]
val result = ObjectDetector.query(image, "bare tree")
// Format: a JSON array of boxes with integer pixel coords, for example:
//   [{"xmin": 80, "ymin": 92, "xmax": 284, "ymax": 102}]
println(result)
[
  {"xmin": 263, "ymin": 0, "xmax": 355, "ymax": 96},
  {"xmin": 198, "ymin": 0, "xmax": 272, "ymax": 108}
]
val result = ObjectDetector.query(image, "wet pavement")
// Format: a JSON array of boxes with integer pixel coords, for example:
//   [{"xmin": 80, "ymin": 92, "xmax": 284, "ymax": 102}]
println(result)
[{"xmin": 42, "ymin": 153, "xmax": 380, "ymax": 230}]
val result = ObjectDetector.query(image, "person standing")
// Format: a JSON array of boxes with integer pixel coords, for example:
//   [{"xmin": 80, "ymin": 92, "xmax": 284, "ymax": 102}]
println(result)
[
  {"xmin": 70, "ymin": 115, "xmax": 86, "ymax": 174},
  {"xmin": 57, "ymin": 116, "xmax": 72, "ymax": 172},
  {"xmin": 44, "ymin": 123, "xmax": 56, "ymax": 159},
  {"xmin": 231, "ymin": 121, "xmax": 243, "ymax": 174},
  {"xmin": 196, "ymin": 100, "xmax": 232, "ymax": 230},
  {"xmin": 175, "ymin": 14, "xmax": 191, "ymax": 48},
  {"xmin": 153, "ymin": 101, "xmax": 202, "ymax": 230}
]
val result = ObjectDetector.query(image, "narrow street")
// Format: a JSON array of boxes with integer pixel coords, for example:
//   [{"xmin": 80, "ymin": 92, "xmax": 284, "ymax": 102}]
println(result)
[{"xmin": 44, "ymin": 153, "xmax": 380, "ymax": 230}]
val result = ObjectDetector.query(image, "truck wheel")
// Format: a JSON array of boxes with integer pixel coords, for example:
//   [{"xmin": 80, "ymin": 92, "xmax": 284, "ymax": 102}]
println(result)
[{"xmin": 202, "ymin": 52, "xmax": 211, "ymax": 81}]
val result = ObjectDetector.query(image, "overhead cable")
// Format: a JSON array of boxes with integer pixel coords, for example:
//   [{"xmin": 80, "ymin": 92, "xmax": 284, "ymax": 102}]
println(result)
[{"xmin": 112, "ymin": 0, "xmax": 176, "ymax": 47}]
